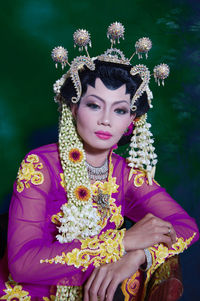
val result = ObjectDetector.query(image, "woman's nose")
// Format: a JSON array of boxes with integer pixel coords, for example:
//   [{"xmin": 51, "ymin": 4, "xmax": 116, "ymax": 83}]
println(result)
[{"xmin": 98, "ymin": 110, "xmax": 111, "ymax": 126}]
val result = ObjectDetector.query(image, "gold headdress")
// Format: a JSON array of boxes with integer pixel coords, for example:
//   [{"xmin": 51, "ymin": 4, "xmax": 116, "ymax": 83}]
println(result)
[{"xmin": 52, "ymin": 21, "xmax": 170, "ymax": 110}]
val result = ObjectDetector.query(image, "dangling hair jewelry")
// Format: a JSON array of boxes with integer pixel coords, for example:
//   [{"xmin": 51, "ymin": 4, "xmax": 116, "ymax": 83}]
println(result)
[{"xmin": 127, "ymin": 114, "xmax": 157, "ymax": 185}]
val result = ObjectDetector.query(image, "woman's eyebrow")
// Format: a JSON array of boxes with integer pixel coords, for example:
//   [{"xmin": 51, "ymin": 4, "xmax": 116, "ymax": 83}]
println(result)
[{"xmin": 86, "ymin": 94, "xmax": 130, "ymax": 105}]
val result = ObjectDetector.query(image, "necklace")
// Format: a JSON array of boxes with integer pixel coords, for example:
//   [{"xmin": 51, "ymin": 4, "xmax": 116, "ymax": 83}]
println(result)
[{"xmin": 85, "ymin": 159, "xmax": 108, "ymax": 181}]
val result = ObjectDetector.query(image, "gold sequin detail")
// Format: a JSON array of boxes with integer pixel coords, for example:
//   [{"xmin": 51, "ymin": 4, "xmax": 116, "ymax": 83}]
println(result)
[{"xmin": 16, "ymin": 154, "xmax": 44, "ymax": 192}]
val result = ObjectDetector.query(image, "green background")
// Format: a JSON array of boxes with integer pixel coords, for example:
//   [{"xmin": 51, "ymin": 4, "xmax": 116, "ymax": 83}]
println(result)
[{"xmin": 0, "ymin": 0, "xmax": 199, "ymax": 299}]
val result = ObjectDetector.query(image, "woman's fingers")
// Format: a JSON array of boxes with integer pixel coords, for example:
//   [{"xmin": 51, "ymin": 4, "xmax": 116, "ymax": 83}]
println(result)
[
  {"xmin": 97, "ymin": 272, "xmax": 113, "ymax": 301},
  {"xmin": 85, "ymin": 265, "xmax": 110, "ymax": 301},
  {"xmin": 105, "ymin": 277, "xmax": 120, "ymax": 301},
  {"xmin": 84, "ymin": 268, "xmax": 99, "ymax": 301},
  {"xmin": 124, "ymin": 213, "xmax": 177, "ymax": 251},
  {"xmin": 167, "ymin": 224, "xmax": 176, "ymax": 244}
]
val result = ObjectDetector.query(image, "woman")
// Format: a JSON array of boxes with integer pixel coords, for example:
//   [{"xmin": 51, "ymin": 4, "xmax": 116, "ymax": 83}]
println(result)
[{"xmin": 0, "ymin": 22, "xmax": 199, "ymax": 301}]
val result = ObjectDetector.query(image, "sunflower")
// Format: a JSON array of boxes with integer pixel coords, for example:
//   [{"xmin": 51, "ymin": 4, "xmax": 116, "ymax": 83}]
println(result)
[
  {"xmin": 68, "ymin": 148, "xmax": 83, "ymax": 163},
  {"xmin": 74, "ymin": 185, "xmax": 91, "ymax": 202}
]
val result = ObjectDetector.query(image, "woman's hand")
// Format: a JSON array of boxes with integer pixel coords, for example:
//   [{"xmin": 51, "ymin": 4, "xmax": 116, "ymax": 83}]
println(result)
[
  {"xmin": 123, "ymin": 213, "xmax": 176, "ymax": 251},
  {"xmin": 84, "ymin": 249, "xmax": 145, "ymax": 301}
]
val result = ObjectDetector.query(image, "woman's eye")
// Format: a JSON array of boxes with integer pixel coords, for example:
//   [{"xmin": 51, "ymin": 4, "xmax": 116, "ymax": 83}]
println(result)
[
  {"xmin": 86, "ymin": 103, "xmax": 100, "ymax": 110},
  {"xmin": 115, "ymin": 108, "xmax": 128, "ymax": 115}
]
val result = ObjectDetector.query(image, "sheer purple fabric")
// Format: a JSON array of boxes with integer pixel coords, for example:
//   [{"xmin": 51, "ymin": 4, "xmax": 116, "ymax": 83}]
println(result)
[{"xmin": 0, "ymin": 143, "xmax": 199, "ymax": 300}]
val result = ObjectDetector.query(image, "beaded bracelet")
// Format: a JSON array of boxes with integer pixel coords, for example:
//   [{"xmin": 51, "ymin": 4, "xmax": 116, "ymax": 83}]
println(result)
[{"xmin": 140, "ymin": 248, "xmax": 152, "ymax": 271}]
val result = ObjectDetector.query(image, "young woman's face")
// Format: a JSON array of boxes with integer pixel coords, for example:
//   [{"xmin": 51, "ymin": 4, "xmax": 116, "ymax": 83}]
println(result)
[{"xmin": 72, "ymin": 78, "xmax": 135, "ymax": 153}]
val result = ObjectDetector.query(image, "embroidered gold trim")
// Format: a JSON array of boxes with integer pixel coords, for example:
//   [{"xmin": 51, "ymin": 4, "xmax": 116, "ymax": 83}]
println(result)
[
  {"xmin": 40, "ymin": 229, "xmax": 125, "ymax": 271},
  {"xmin": 0, "ymin": 277, "xmax": 31, "ymax": 300},
  {"xmin": 142, "ymin": 233, "xmax": 196, "ymax": 300},
  {"xmin": 121, "ymin": 271, "xmax": 141, "ymax": 301},
  {"xmin": 16, "ymin": 154, "xmax": 44, "ymax": 193}
]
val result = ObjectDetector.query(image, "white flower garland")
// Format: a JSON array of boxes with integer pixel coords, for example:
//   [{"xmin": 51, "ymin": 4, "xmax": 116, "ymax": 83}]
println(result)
[{"xmin": 57, "ymin": 103, "xmax": 101, "ymax": 243}]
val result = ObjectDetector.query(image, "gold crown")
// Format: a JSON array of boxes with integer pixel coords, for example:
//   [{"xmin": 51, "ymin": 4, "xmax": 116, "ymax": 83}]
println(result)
[{"xmin": 51, "ymin": 22, "xmax": 170, "ymax": 110}]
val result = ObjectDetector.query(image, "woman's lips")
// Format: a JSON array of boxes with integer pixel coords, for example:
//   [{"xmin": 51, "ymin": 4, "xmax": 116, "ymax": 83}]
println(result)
[{"xmin": 95, "ymin": 131, "xmax": 112, "ymax": 140}]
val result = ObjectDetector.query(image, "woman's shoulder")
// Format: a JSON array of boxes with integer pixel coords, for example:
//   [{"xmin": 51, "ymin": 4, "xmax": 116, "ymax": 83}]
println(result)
[
  {"xmin": 23, "ymin": 143, "xmax": 60, "ymax": 167},
  {"xmin": 111, "ymin": 152, "xmax": 131, "ymax": 170},
  {"xmin": 111, "ymin": 152, "xmax": 127, "ymax": 165},
  {"xmin": 25, "ymin": 143, "xmax": 59, "ymax": 156}
]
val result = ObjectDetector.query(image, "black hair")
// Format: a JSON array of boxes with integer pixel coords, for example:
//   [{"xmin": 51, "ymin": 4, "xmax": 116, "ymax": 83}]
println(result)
[{"xmin": 60, "ymin": 60, "xmax": 150, "ymax": 145}]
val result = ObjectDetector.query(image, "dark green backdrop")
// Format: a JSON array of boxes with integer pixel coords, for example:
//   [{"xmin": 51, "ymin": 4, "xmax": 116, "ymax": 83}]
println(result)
[{"xmin": 0, "ymin": 0, "xmax": 199, "ymax": 300}]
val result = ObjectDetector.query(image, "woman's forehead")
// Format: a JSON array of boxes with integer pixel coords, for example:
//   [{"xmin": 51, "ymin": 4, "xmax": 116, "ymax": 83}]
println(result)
[{"xmin": 82, "ymin": 78, "xmax": 131, "ymax": 102}]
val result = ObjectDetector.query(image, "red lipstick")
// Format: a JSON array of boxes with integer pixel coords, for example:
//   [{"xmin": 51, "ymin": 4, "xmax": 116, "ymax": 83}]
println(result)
[{"xmin": 95, "ymin": 131, "xmax": 112, "ymax": 140}]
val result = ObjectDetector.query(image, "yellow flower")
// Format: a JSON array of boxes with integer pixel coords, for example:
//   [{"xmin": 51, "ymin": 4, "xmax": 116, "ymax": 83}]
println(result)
[
  {"xmin": 74, "ymin": 185, "xmax": 91, "ymax": 202},
  {"xmin": 68, "ymin": 148, "xmax": 83, "ymax": 163}
]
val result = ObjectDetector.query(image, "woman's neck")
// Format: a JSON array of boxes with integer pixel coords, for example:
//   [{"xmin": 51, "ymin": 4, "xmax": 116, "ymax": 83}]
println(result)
[{"xmin": 84, "ymin": 144, "xmax": 110, "ymax": 167}]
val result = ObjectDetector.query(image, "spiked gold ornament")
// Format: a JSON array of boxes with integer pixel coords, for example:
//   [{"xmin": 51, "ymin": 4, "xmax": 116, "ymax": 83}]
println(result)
[
  {"xmin": 51, "ymin": 46, "xmax": 69, "ymax": 69},
  {"xmin": 154, "ymin": 63, "xmax": 170, "ymax": 86},
  {"xmin": 107, "ymin": 22, "xmax": 125, "ymax": 47},
  {"xmin": 73, "ymin": 29, "xmax": 92, "ymax": 52},
  {"xmin": 135, "ymin": 37, "xmax": 152, "ymax": 59}
]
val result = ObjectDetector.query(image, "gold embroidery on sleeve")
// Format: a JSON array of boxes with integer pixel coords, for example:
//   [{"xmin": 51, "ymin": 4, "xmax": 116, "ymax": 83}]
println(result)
[
  {"xmin": 40, "ymin": 229, "xmax": 125, "ymax": 271},
  {"xmin": 121, "ymin": 271, "xmax": 141, "ymax": 301},
  {"xmin": 142, "ymin": 233, "xmax": 196, "ymax": 300},
  {"xmin": 129, "ymin": 168, "xmax": 160, "ymax": 188},
  {"xmin": 0, "ymin": 276, "xmax": 31, "ymax": 300},
  {"xmin": 16, "ymin": 154, "xmax": 44, "ymax": 192}
]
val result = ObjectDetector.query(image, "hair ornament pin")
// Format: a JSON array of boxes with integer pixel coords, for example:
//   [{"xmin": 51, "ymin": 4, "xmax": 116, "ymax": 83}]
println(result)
[
  {"xmin": 51, "ymin": 46, "xmax": 69, "ymax": 69},
  {"xmin": 153, "ymin": 63, "xmax": 170, "ymax": 86},
  {"xmin": 107, "ymin": 22, "xmax": 125, "ymax": 47},
  {"xmin": 130, "ymin": 64, "xmax": 150, "ymax": 110}
]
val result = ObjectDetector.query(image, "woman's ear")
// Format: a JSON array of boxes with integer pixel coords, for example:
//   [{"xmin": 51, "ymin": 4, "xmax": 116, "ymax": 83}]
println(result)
[
  {"xmin": 71, "ymin": 104, "xmax": 78, "ymax": 120},
  {"xmin": 130, "ymin": 113, "xmax": 136, "ymax": 123}
]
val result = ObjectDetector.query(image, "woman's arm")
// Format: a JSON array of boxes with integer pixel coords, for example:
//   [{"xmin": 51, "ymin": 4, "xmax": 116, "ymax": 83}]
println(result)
[
  {"xmin": 83, "ymin": 249, "xmax": 145, "ymax": 301},
  {"xmin": 8, "ymin": 150, "xmax": 125, "ymax": 286},
  {"xmin": 123, "ymin": 169, "xmax": 199, "ymax": 272}
]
